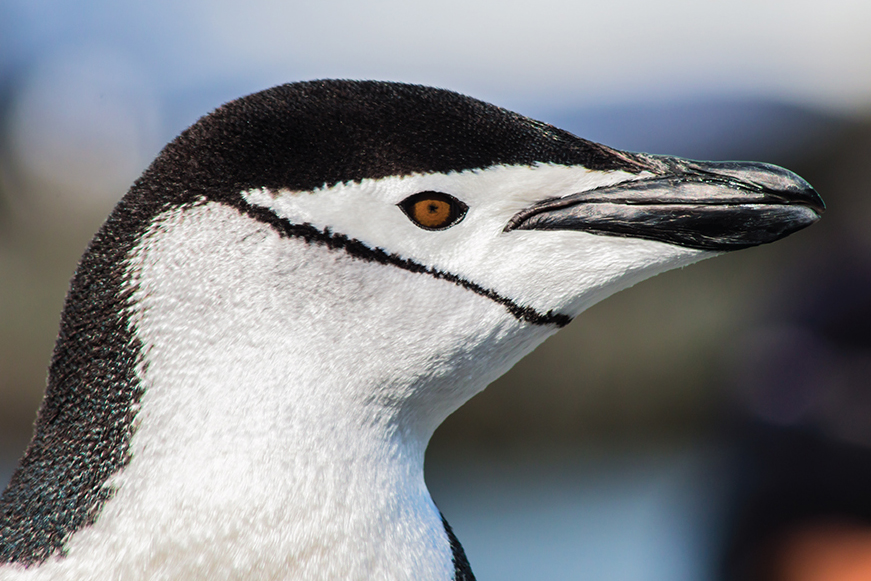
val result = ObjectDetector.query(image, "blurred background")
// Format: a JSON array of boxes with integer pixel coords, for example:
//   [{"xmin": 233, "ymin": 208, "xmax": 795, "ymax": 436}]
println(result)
[{"xmin": 1, "ymin": 1, "xmax": 870, "ymax": 579}]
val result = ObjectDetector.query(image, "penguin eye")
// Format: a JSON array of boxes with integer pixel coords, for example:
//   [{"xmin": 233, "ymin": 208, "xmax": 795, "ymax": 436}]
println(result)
[{"xmin": 398, "ymin": 192, "xmax": 468, "ymax": 231}]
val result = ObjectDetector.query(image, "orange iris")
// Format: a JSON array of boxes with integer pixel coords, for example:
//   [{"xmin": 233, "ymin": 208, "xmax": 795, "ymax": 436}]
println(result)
[{"xmin": 412, "ymin": 199, "xmax": 452, "ymax": 228}]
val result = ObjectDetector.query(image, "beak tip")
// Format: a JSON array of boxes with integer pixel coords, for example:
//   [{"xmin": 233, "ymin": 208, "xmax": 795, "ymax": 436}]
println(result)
[{"xmin": 809, "ymin": 189, "xmax": 826, "ymax": 215}]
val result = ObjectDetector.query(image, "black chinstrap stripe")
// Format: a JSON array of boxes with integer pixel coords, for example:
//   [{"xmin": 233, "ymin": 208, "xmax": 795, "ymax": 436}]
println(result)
[{"xmin": 236, "ymin": 199, "xmax": 571, "ymax": 328}]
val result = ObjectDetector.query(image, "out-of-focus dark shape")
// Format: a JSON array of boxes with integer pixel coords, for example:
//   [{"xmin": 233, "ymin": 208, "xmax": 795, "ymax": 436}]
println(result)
[
  {"xmin": 730, "ymin": 251, "xmax": 871, "ymax": 446},
  {"xmin": 723, "ymin": 424, "xmax": 871, "ymax": 581}
]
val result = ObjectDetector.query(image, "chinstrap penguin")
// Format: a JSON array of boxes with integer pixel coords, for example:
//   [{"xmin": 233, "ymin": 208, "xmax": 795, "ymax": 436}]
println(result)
[{"xmin": 0, "ymin": 80, "xmax": 823, "ymax": 580}]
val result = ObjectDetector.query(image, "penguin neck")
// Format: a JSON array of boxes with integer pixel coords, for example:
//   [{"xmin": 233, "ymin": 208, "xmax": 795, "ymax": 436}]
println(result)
[
  {"xmin": 81, "ymin": 201, "xmax": 549, "ymax": 577},
  {"xmin": 110, "ymin": 344, "xmax": 445, "ymax": 579}
]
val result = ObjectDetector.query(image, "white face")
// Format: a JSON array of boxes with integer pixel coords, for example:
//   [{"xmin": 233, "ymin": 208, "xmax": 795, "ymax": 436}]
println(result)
[{"xmin": 244, "ymin": 163, "xmax": 712, "ymax": 319}]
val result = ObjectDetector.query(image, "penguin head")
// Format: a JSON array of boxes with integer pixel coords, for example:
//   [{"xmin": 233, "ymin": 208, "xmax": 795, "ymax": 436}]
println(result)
[
  {"xmin": 137, "ymin": 80, "xmax": 822, "ymax": 324},
  {"xmin": 121, "ymin": 79, "xmax": 822, "ymax": 432}
]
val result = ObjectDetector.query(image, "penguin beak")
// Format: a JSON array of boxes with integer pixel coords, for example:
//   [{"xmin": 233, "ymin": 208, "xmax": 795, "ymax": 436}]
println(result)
[{"xmin": 504, "ymin": 157, "xmax": 825, "ymax": 251}]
